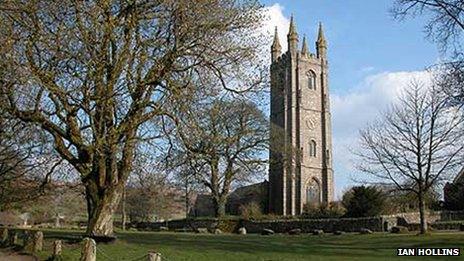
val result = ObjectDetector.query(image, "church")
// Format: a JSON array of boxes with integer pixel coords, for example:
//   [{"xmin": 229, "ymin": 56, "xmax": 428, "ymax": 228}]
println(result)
[
  {"xmin": 268, "ymin": 17, "xmax": 334, "ymax": 216},
  {"xmin": 190, "ymin": 17, "xmax": 334, "ymax": 217}
]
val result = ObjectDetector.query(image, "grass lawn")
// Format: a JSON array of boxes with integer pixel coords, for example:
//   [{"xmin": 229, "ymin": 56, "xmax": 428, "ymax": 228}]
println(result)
[{"xmin": 31, "ymin": 230, "xmax": 464, "ymax": 260}]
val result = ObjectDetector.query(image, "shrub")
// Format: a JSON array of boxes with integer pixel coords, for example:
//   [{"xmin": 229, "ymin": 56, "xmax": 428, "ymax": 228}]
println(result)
[
  {"xmin": 239, "ymin": 202, "xmax": 263, "ymax": 220},
  {"xmin": 301, "ymin": 202, "xmax": 345, "ymax": 219},
  {"xmin": 216, "ymin": 219, "xmax": 240, "ymax": 233},
  {"xmin": 342, "ymin": 186, "xmax": 386, "ymax": 218}
]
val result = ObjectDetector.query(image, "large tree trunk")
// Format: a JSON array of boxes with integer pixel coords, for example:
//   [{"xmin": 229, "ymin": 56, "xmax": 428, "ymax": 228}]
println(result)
[
  {"xmin": 85, "ymin": 179, "xmax": 124, "ymax": 239},
  {"xmin": 418, "ymin": 192, "xmax": 428, "ymax": 234},
  {"xmin": 122, "ymin": 187, "xmax": 127, "ymax": 231},
  {"xmin": 213, "ymin": 196, "xmax": 227, "ymax": 218}
]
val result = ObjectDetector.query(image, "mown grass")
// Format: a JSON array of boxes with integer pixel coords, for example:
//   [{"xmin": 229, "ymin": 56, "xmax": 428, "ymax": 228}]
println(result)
[{"xmin": 29, "ymin": 229, "xmax": 464, "ymax": 260}]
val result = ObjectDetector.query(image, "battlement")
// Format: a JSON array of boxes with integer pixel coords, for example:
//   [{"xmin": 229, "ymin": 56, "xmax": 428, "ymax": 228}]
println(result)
[{"xmin": 271, "ymin": 17, "xmax": 327, "ymax": 64}]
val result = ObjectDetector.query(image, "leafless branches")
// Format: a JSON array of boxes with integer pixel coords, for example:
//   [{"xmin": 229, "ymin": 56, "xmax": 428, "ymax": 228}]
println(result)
[
  {"xmin": 0, "ymin": 0, "xmax": 266, "ymax": 236},
  {"xmin": 356, "ymin": 79, "xmax": 464, "ymax": 233},
  {"xmin": 168, "ymin": 99, "xmax": 269, "ymax": 217},
  {"xmin": 392, "ymin": 0, "xmax": 464, "ymax": 53}
]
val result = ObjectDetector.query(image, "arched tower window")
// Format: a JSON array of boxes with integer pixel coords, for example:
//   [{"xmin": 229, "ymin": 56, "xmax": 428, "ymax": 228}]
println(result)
[
  {"xmin": 307, "ymin": 71, "xmax": 316, "ymax": 90},
  {"xmin": 306, "ymin": 179, "xmax": 321, "ymax": 205},
  {"xmin": 309, "ymin": 140, "xmax": 317, "ymax": 157}
]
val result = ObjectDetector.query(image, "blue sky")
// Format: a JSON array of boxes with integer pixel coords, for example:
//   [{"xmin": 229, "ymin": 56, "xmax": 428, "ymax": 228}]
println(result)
[{"xmin": 260, "ymin": 1, "xmax": 443, "ymax": 198}]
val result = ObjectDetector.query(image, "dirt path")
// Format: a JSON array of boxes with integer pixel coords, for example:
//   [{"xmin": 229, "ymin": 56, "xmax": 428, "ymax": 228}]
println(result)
[{"xmin": 0, "ymin": 250, "xmax": 37, "ymax": 261}]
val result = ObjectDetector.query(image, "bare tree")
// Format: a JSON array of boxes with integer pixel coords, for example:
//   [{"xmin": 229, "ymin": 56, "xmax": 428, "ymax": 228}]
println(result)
[
  {"xmin": 356, "ymin": 80, "xmax": 464, "ymax": 234},
  {"xmin": 0, "ymin": 0, "xmax": 265, "ymax": 238},
  {"xmin": 125, "ymin": 161, "xmax": 183, "ymax": 222},
  {"xmin": 392, "ymin": 0, "xmax": 464, "ymax": 53},
  {"xmin": 0, "ymin": 115, "xmax": 65, "ymax": 209},
  {"xmin": 171, "ymin": 99, "xmax": 268, "ymax": 217},
  {"xmin": 392, "ymin": 1, "xmax": 464, "ymax": 117}
]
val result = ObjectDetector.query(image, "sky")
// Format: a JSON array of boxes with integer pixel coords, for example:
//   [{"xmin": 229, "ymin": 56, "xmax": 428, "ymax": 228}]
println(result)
[{"xmin": 260, "ymin": 1, "xmax": 443, "ymax": 199}]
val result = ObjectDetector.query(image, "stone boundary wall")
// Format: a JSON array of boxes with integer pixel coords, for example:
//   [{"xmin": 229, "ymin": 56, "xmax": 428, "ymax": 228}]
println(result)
[
  {"xmin": 438, "ymin": 211, "xmax": 464, "ymax": 221},
  {"xmin": 380, "ymin": 210, "xmax": 464, "ymax": 225},
  {"xmin": 125, "ymin": 210, "xmax": 464, "ymax": 233},
  {"xmin": 132, "ymin": 219, "xmax": 235, "ymax": 232},
  {"xmin": 132, "ymin": 217, "xmax": 387, "ymax": 233},
  {"xmin": 241, "ymin": 217, "xmax": 386, "ymax": 233}
]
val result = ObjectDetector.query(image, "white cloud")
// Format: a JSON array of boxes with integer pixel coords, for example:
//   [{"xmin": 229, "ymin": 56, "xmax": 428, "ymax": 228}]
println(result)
[
  {"xmin": 262, "ymin": 3, "xmax": 290, "ymax": 52},
  {"xmin": 331, "ymin": 70, "xmax": 432, "ymax": 198}
]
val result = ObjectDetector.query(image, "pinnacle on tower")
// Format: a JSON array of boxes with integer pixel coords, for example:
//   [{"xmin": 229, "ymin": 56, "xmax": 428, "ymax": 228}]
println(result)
[
  {"xmin": 271, "ymin": 27, "xmax": 282, "ymax": 62},
  {"xmin": 316, "ymin": 22, "xmax": 327, "ymax": 59},
  {"xmin": 316, "ymin": 22, "xmax": 327, "ymax": 46},
  {"xmin": 288, "ymin": 15, "xmax": 298, "ymax": 38},
  {"xmin": 301, "ymin": 35, "xmax": 309, "ymax": 56},
  {"xmin": 271, "ymin": 27, "xmax": 281, "ymax": 51},
  {"xmin": 287, "ymin": 14, "xmax": 299, "ymax": 52}
]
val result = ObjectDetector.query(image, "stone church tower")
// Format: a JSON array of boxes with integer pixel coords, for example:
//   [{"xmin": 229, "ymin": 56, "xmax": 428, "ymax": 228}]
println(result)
[{"xmin": 268, "ymin": 17, "xmax": 334, "ymax": 216}]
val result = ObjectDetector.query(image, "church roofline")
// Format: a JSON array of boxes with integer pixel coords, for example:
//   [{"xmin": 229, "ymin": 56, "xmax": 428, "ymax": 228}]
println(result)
[{"xmin": 453, "ymin": 167, "xmax": 464, "ymax": 184}]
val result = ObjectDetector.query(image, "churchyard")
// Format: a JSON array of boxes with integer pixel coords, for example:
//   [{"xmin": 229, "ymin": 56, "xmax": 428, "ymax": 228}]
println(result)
[
  {"xmin": 2, "ymin": 0, "xmax": 464, "ymax": 260},
  {"xmin": 0, "ymin": 228, "xmax": 463, "ymax": 261}
]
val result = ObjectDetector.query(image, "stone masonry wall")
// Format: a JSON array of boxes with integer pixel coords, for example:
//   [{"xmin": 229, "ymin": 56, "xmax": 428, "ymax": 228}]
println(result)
[
  {"xmin": 242, "ymin": 217, "xmax": 385, "ymax": 233},
  {"xmin": 132, "ymin": 217, "xmax": 387, "ymax": 233},
  {"xmin": 130, "ymin": 210, "xmax": 464, "ymax": 233}
]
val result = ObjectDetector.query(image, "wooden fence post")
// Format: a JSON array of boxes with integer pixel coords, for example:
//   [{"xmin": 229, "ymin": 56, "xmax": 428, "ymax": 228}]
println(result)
[
  {"xmin": 147, "ymin": 251, "xmax": 162, "ymax": 261},
  {"xmin": 80, "ymin": 237, "xmax": 96, "ymax": 261}
]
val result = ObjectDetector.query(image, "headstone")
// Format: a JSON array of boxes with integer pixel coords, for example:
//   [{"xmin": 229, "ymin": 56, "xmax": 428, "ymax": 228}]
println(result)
[
  {"xmin": 80, "ymin": 237, "xmax": 96, "ymax": 261},
  {"xmin": 359, "ymin": 228, "xmax": 373, "ymax": 234},
  {"xmin": 238, "ymin": 227, "xmax": 247, "ymax": 235},
  {"xmin": 53, "ymin": 240, "xmax": 62, "ymax": 257},
  {"xmin": 33, "ymin": 231, "xmax": 43, "ymax": 252},
  {"xmin": 288, "ymin": 229, "xmax": 301, "ymax": 235},
  {"xmin": 213, "ymin": 228, "xmax": 223, "ymax": 234},
  {"xmin": 147, "ymin": 252, "xmax": 162, "ymax": 261},
  {"xmin": 1, "ymin": 228, "xmax": 8, "ymax": 245},
  {"xmin": 261, "ymin": 228, "xmax": 274, "ymax": 235},
  {"xmin": 312, "ymin": 229, "xmax": 324, "ymax": 235}
]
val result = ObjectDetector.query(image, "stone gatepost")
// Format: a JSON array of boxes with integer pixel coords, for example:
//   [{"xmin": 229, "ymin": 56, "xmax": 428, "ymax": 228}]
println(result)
[
  {"xmin": 147, "ymin": 252, "xmax": 162, "ymax": 261},
  {"xmin": 9, "ymin": 231, "xmax": 19, "ymax": 246},
  {"xmin": 33, "ymin": 231, "xmax": 43, "ymax": 252},
  {"xmin": 80, "ymin": 237, "xmax": 96, "ymax": 261},
  {"xmin": 1, "ymin": 228, "xmax": 8, "ymax": 245},
  {"xmin": 53, "ymin": 240, "xmax": 62, "ymax": 258},
  {"xmin": 23, "ymin": 231, "xmax": 33, "ymax": 251}
]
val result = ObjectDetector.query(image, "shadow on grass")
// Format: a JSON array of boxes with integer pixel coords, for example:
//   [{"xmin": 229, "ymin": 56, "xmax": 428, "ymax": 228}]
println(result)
[{"xmin": 37, "ymin": 229, "xmax": 464, "ymax": 260}]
